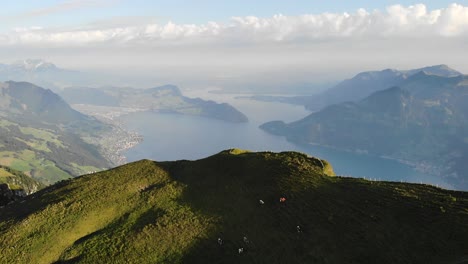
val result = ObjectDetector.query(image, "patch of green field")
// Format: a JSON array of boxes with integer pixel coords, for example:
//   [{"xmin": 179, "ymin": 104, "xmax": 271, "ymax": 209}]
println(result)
[
  {"xmin": 14, "ymin": 137, "xmax": 51, "ymax": 152},
  {"xmin": 0, "ymin": 119, "xmax": 14, "ymax": 127},
  {"xmin": 9, "ymin": 150, "xmax": 36, "ymax": 172},
  {"xmin": 1, "ymin": 150, "xmax": 71, "ymax": 185},
  {"xmin": 70, "ymin": 163, "xmax": 103, "ymax": 175},
  {"xmin": 0, "ymin": 151, "xmax": 15, "ymax": 166},
  {"xmin": 226, "ymin": 148, "xmax": 250, "ymax": 155},
  {"xmin": 19, "ymin": 126, "xmax": 66, "ymax": 149}
]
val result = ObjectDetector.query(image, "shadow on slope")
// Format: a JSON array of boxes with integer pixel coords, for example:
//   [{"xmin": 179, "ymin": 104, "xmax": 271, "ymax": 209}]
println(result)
[{"xmin": 171, "ymin": 151, "xmax": 467, "ymax": 264}]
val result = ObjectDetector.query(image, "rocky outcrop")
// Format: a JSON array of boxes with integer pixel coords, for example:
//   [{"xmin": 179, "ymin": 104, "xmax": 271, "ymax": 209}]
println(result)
[{"xmin": 0, "ymin": 183, "xmax": 26, "ymax": 206}]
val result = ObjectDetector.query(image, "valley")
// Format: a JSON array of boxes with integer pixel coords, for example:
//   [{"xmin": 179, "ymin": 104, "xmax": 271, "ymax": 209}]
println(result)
[
  {"xmin": 0, "ymin": 79, "xmax": 249, "ymax": 186},
  {"xmin": 1, "ymin": 1, "xmax": 468, "ymax": 262},
  {"xmin": 0, "ymin": 81, "xmax": 113, "ymax": 184},
  {"xmin": 121, "ymin": 92, "xmax": 454, "ymax": 189}
]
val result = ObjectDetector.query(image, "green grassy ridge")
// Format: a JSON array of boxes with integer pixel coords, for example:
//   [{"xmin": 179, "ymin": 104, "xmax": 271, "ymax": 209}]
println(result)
[{"xmin": 0, "ymin": 150, "xmax": 467, "ymax": 264}]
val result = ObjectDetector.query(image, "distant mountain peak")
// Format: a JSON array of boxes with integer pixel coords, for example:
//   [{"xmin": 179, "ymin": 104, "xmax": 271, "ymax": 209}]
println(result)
[
  {"xmin": 352, "ymin": 65, "xmax": 462, "ymax": 81},
  {"xmin": 12, "ymin": 59, "xmax": 57, "ymax": 71},
  {"xmin": 403, "ymin": 64, "xmax": 462, "ymax": 78}
]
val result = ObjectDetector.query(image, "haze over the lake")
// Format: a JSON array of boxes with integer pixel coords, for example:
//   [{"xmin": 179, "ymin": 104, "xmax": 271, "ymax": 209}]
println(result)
[{"xmin": 0, "ymin": 0, "xmax": 467, "ymax": 90}]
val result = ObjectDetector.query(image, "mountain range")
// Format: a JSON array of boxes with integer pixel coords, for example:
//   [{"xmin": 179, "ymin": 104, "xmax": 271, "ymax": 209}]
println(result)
[
  {"xmin": 261, "ymin": 69, "xmax": 468, "ymax": 189},
  {"xmin": 0, "ymin": 59, "xmax": 248, "ymax": 123},
  {"xmin": 246, "ymin": 65, "xmax": 462, "ymax": 111},
  {"xmin": 0, "ymin": 150, "xmax": 466, "ymax": 263},
  {"xmin": 304, "ymin": 64, "xmax": 462, "ymax": 111}
]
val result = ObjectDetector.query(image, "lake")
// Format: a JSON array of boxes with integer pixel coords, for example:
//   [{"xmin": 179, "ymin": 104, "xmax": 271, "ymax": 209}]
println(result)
[{"xmin": 122, "ymin": 89, "xmax": 455, "ymax": 190}]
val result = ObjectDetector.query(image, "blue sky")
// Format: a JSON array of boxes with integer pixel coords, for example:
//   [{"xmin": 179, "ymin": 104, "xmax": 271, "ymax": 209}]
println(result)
[{"xmin": 1, "ymin": 0, "xmax": 466, "ymax": 30}]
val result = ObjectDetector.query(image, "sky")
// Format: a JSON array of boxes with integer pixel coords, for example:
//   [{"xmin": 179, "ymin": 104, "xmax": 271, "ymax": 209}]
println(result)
[
  {"xmin": 0, "ymin": 0, "xmax": 463, "ymax": 28},
  {"xmin": 0, "ymin": 0, "xmax": 467, "ymax": 90}
]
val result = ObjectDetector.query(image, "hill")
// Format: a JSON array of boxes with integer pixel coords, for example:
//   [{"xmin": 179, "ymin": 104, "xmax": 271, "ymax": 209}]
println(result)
[
  {"xmin": 0, "ymin": 150, "xmax": 466, "ymax": 263},
  {"xmin": 261, "ymin": 73, "xmax": 468, "ymax": 189},
  {"xmin": 59, "ymin": 85, "xmax": 249, "ymax": 123},
  {"xmin": 0, "ymin": 81, "xmax": 114, "ymax": 184},
  {"xmin": 0, "ymin": 81, "xmax": 95, "ymax": 125}
]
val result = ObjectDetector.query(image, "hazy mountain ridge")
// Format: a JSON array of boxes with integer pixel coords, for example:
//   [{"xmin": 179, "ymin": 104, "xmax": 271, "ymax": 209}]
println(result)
[
  {"xmin": 243, "ymin": 65, "xmax": 463, "ymax": 110},
  {"xmin": 313, "ymin": 64, "xmax": 463, "ymax": 109},
  {"xmin": 0, "ymin": 81, "xmax": 115, "ymax": 184},
  {"xmin": 0, "ymin": 150, "xmax": 466, "ymax": 263},
  {"xmin": 60, "ymin": 85, "xmax": 249, "ymax": 123},
  {"xmin": 261, "ymin": 73, "xmax": 468, "ymax": 189},
  {"xmin": 0, "ymin": 59, "xmax": 91, "ymax": 92}
]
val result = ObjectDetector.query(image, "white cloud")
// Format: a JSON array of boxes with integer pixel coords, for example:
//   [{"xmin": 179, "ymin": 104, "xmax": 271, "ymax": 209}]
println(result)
[{"xmin": 1, "ymin": 3, "xmax": 467, "ymax": 47}]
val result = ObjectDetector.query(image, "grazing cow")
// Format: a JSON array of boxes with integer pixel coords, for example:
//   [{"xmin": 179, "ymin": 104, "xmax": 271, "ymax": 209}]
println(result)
[
  {"xmin": 243, "ymin": 236, "xmax": 249, "ymax": 243},
  {"xmin": 218, "ymin": 238, "xmax": 223, "ymax": 245},
  {"xmin": 238, "ymin": 247, "xmax": 244, "ymax": 254},
  {"xmin": 259, "ymin": 200, "xmax": 265, "ymax": 205},
  {"xmin": 296, "ymin": 225, "xmax": 302, "ymax": 233}
]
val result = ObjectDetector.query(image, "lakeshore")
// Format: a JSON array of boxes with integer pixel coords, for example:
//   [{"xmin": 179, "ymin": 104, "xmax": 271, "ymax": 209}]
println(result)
[{"xmin": 72, "ymin": 104, "xmax": 144, "ymax": 165}]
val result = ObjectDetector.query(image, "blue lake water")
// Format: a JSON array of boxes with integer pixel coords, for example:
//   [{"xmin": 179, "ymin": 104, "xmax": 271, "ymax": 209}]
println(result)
[{"xmin": 122, "ymin": 89, "xmax": 455, "ymax": 190}]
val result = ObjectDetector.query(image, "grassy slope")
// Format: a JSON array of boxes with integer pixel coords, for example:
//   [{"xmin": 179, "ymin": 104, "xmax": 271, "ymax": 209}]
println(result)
[
  {"xmin": 0, "ymin": 120, "xmax": 107, "ymax": 184},
  {"xmin": 0, "ymin": 82, "xmax": 113, "ymax": 185},
  {"xmin": 0, "ymin": 150, "xmax": 467, "ymax": 264}
]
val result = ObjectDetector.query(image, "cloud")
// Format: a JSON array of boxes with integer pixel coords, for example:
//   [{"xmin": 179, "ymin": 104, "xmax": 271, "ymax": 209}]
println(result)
[{"xmin": 1, "ymin": 3, "xmax": 467, "ymax": 47}]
